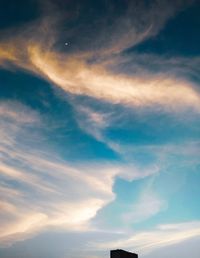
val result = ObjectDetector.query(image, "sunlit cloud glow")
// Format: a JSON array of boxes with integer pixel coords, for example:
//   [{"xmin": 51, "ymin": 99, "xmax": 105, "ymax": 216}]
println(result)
[{"xmin": 0, "ymin": 1, "xmax": 200, "ymax": 257}]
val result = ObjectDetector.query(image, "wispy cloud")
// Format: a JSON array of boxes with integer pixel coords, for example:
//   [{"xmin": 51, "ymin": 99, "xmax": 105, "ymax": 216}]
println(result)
[
  {"xmin": 0, "ymin": 100, "xmax": 160, "ymax": 246},
  {"xmin": 94, "ymin": 221, "xmax": 200, "ymax": 254},
  {"xmin": 0, "ymin": 0, "xmax": 199, "ymax": 253},
  {"xmin": 0, "ymin": 1, "xmax": 199, "ymax": 114},
  {"xmin": 122, "ymin": 191, "xmax": 167, "ymax": 224},
  {"xmin": 73, "ymin": 104, "xmax": 110, "ymax": 142}
]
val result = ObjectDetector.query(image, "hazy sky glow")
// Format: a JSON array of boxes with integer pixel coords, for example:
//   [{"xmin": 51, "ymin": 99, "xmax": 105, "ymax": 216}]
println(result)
[{"xmin": 0, "ymin": 1, "xmax": 200, "ymax": 258}]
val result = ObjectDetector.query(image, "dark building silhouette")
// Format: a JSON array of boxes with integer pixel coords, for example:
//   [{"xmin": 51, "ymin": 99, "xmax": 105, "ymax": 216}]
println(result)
[{"xmin": 110, "ymin": 249, "xmax": 138, "ymax": 258}]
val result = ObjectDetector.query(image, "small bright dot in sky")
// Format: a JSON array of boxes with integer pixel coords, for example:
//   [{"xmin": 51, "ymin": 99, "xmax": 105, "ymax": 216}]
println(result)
[{"xmin": 65, "ymin": 42, "xmax": 68, "ymax": 45}]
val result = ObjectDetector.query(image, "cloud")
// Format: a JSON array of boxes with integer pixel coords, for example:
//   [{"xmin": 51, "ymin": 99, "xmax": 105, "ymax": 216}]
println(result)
[
  {"xmin": 94, "ymin": 221, "xmax": 200, "ymax": 255},
  {"xmin": 0, "ymin": 1, "xmax": 199, "ymax": 114},
  {"xmin": 33, "ymin": 0, "xmax": 191, "ymax": 55},
  {"xmin": 116, "ymin": 53, "xmax": 200, "ymax": 79},
  {"xmin": 26, "ymin": 45, "xmax": 200, "ymax": 112},
  {"xmin": 1, "ymin": 221, "xmax": 200, "ymax": 258},
  {"xmin": 143, "ymin": 235, "xmax": 200, "ymax": 258},
  {"xmin": 0, "ymin": 0, "xmax": 200, "ymax": 251},
  {"xmin": 0, "ymin": 101, "xmax": 112, "ymax": 245},
  {"xmin": 122, "ymin": 191, "xmax": 167, "ymax": 224},
  {"xmin": 73, "ymin": 104, "xmax": 110, "ymax": 142},
  {"xmin": 0, "ymin": 100, "xmax": 160, "ymax": 246}
]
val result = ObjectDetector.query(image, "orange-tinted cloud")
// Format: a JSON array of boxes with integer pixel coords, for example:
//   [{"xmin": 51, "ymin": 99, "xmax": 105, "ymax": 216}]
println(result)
[{"xmin": 0, "ymin": 0, "xmax": 199, "ymax": 114}]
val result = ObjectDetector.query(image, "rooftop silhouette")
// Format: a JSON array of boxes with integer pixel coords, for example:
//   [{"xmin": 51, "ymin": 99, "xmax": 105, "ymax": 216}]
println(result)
[{"xmin": 110, "ymin": 249, "xmax": 138, "ymax": 258}]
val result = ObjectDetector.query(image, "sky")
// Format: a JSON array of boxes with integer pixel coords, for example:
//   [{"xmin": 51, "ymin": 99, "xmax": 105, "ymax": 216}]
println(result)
[{"xmin": 0, "ymin": 0, "xmax": 200, "ymax": 258}]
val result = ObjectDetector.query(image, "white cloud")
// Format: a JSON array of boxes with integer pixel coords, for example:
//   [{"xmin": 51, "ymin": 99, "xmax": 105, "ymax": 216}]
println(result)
[
  {"xmin": 73, "ymin": 104, "xmax": 110, "ymax": 142},
  {"xmin": 0, "ymin": 100, "xmax": 160, "ymax": 246},
  {"xmin": 122, "ymin": 191, "xmax": 167, "ymax": 223},
  {"xmin": 28, "ymin": 48, "xmax": 200, "ymax": 112},
  {"xmin": 94, "ymin": 221, "xmax": 200, "ymax": 255},
  {"xmin": 142, "ymin": 235, "xmax": 200, "ymax": 258},
  {"xmin": 0, "ymin": 1, "xmax": 199, "ymax": 256}
]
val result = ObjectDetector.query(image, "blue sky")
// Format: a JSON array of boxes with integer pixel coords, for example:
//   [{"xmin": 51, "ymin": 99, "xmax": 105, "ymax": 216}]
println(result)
[{"xmin": 0, "ymin": 1, "xmax": 200, "ymax": 258}]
